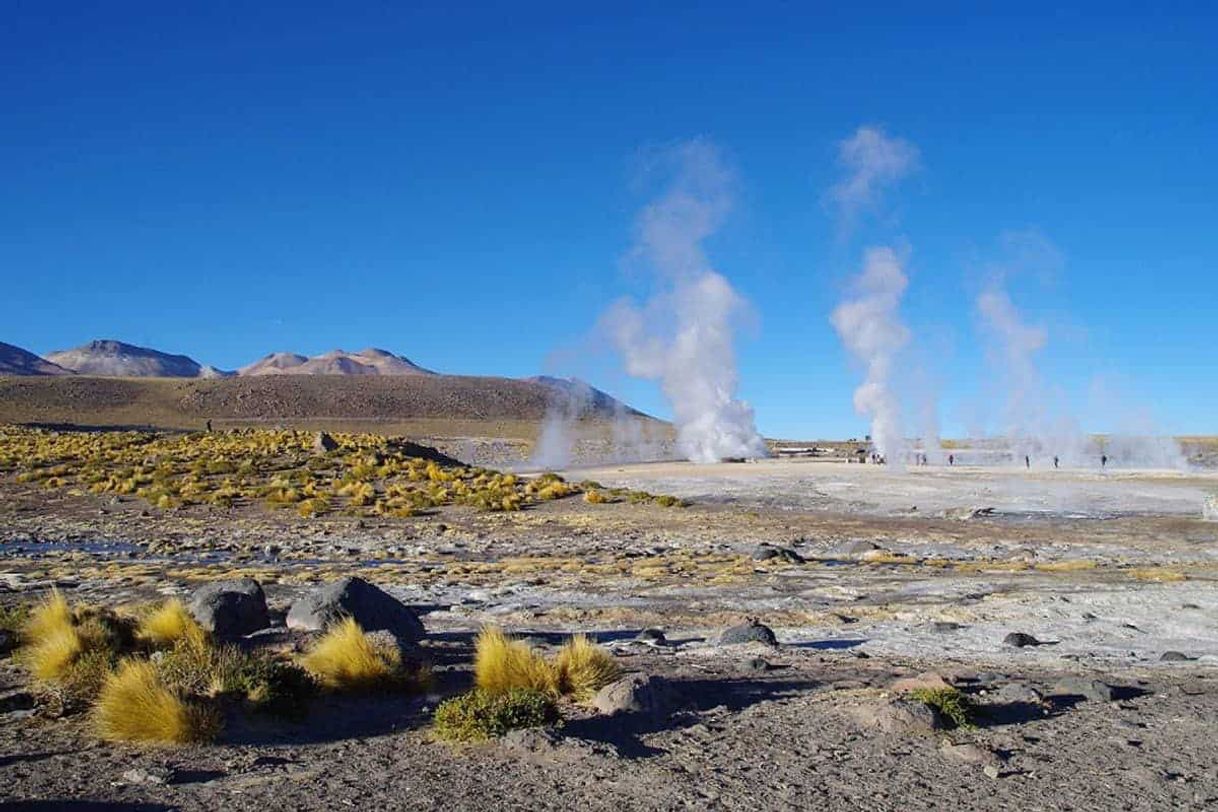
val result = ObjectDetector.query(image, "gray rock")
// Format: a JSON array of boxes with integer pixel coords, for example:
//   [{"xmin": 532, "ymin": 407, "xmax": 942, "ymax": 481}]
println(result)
[
  {"xmin": 983, "ymin": 764, "xmax": 1001, "ymax": 780},
  {"xmin": 1203, "ymin": 495, "xmax": 1218, "ymax": 521},
  {"xmin": 189, "ymin": 578, "xmax": 269, "ymax": 639},
  {"xmin": 0, "ymin": 689, "xmax": 35, "ymax": 714},
  {"xmin": 718, "ymin": 620, "xmax": 778, "ymax": 647},
  {"xmin": 313, "ymin": 431, "xmax": 338, "ymax": 454},
  {"xmin": 825, "ymin": 540, "xmax": 879, "ymax": 557},
  {"xmin": 286, "ymin": 576, "xmax": 424, "ymax": 642},
  {"xmin": 752, "ymin": 545, "xmax": 804, "ymax": 563},
  {"xmin": 929, "ymin": 621, "xmax": 963, "ymax": 633},
  {"xmin": 0, "ymin": 629, "xmax": 16, "ymax": 657},
  {"xmin": 1003, "ymin": 632, "xmax": 1043, "ymax": 648},
  {"xmin": 592, "ymin": 673, "xmax": 669, "ymax": 719},
  {"xmin": 993, "ymin": 682, "xmax": 1044, "ymax": 705},
  {"xmin": 1161, "ymin": 651, "xmax": 1196, "ymax": 662},
  {"xmin": 940, "ymin": 741, "xmax": 995, "ymax": 765},
  {"xmin": 853, "ymin": 699, "xmax": 945, "ymax": 735},
  {"xmin": 746, "ymin": 657, "xmax": 772, "ymax": 672},
  {"xmin": 634, "ymin": 628, "xmax": 667, "ymax": 646},
  {"xmin": 1049, "ymin": 677, "xmax": 1117, "ymax": 702},
  {"xmin": 123, "ymin": 766, "xmax": 175, "ymax": 785}
]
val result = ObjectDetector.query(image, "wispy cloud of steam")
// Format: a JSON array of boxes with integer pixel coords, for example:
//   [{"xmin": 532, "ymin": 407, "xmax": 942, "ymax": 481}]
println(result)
[
  {"xmin": 830, "ymin": 246, "xmax": 911, "ymax": 463},
  {"xmin": 602, "ymin": 140, "xmax": 767, "ymax": 464},
  {"xmin": 827, "ymin": 125, "xmax": 920, "ymax": 229},
  {"xmin": 975, "ymin": 231, "xmax": 1183, "ymax": 468}
]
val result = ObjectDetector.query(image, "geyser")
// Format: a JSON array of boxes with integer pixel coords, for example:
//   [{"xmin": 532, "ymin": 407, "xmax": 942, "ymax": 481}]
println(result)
[{"xmin": 603, "ymin": 140, "xmax": 766, "ymax": 464}]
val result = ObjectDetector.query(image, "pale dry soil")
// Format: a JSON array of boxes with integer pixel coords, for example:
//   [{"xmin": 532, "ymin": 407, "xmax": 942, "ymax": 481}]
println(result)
[{"xmin": 2, "ymin": 459, "xmax": 1218, "ymax": 810}]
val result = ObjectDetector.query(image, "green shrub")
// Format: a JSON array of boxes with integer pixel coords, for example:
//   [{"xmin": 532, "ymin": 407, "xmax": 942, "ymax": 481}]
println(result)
[
  {"xmin": 910, "ymin": 687, "xmax": 976, "ymax": 729},
  {"xmin": 433, "ymin": 688, "xmax": 559, "ymax": 742}
]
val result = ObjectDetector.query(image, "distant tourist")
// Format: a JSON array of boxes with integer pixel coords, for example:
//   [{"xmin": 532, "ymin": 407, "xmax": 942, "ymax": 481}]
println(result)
[
  {"xmin": 1101, "ymin": 454, "xmax": 1109, "ymax": 468},
  {"xmin": 1025, "ymin": 455, "xmax": 1030, "ymax": 469},
  {"xmin": 1053, "ymin": 455, "xmax": 1059, "ymax": 469},
  {"xmin": 948, "ymin": 454, "xmax": 954, "ymax": 466}
]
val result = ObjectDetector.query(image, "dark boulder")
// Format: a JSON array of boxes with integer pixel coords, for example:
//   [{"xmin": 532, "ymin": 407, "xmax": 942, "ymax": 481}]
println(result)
[
  {"xmin": 189, "ymin": 578, "xmax": 270, "ymax": 639},
  {"xmin": 286, "ymin": 576, "xmax": 424, "ymax": 643}
]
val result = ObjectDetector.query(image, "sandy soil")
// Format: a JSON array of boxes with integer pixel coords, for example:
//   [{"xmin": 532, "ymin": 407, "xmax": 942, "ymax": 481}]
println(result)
[{"xmin": 2, "ymin": 456, "xmax": 1217, "ymax": 810}]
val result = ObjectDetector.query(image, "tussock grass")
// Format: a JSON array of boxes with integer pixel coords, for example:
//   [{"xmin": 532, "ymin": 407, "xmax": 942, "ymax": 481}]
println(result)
[
  {"xmin": 553, "ymin": 634, "xmax": 621, "ymax": 701},
  {"xmin": 94, "ymin": 659, "xmax": 219, "ymax": 745},
  {"xmin": 25, "ymin": 589, "xmax": 73, "ymax": 646},
  {"xmin": 298, "ymin": 618, "xmax": 422, "ymax": 693},
  {"xmin": 137, "ymin": 599, "xmax": 206, "ymax": 648},
  {"xmin": 433, "ymin": 688, "xmax": 558, "ymax": 742},
  {"xmin": 474, "ymin": 626, "xmax": 557, "ymax": 696}
]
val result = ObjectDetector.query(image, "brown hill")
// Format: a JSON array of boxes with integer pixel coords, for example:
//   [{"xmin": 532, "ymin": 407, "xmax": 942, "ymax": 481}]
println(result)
[
  {"xmin": 0, "ymin": 374, "xmax": 658, "ymax": 439},
  {"xmin": 239, "ymin": 348, "xmax": 434, "ymax": 377},
  {"xmin": 0, "ymin": 342, "xmax": 73, "ymax": 376}
]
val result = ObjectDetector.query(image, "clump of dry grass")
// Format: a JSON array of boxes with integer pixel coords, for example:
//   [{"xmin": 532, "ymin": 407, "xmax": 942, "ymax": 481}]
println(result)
[
  {"xmin": 94, "ymin": 659, "xmax": 219, "ymax": 745},
  {"xmin": 474, "ymin": 626, "xmax": 557, "ymax": 696},
  {"xmin": 137, "ymin": 599, "xmax": 206, "ymax": 648},
  {"xmin": 25, "ymin": 589, "xmax": 73, "ymax": 646},
  {"xmin": 298, "ymin": 618, "xmax": 425, "ymax": 693},
  {"xmin": 553, "ymin": 634, "xmax": 620, "ymax": 701}
]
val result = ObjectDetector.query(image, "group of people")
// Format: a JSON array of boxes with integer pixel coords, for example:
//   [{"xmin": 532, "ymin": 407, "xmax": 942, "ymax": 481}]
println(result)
[{"xmin": 854, "ymin": 448, "xmax": 1113, "ymax": 469}]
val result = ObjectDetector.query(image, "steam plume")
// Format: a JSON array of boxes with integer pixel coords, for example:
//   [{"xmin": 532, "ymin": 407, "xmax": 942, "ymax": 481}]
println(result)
[
  {"xmin": 827, "ymin": 125, "xmax": 920, "ymax": 228},
  {"xmin": 603, "ymin": 141, "xmax": 766, "ymax": 464},
  {"xmin": 830, "ymin": 247, "xmax": 911, "ymax": 464}
]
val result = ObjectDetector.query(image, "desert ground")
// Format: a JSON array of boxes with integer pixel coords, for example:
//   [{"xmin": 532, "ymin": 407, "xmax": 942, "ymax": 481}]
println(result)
[{"xmin": 1, "ymin": 429, "xmax": 1217, "ymax": 810}]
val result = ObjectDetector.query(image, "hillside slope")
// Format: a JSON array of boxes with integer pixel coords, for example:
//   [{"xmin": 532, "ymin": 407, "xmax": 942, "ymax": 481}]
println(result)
[
  {"xmin": 0, "ymin": 374, "xmax": 659, "ymax": 438},
  {"xmin": 0, "ymin": 342, "xmax": 73, "ymax": 376},
  {"xmin": 45, "ymin": 340, "xmax": 227, "ymax": 378}
]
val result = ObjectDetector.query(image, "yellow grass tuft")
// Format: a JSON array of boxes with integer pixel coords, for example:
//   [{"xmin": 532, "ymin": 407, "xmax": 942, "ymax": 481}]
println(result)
[
  {"xmin": 26, "ymin": 625, "xmax": 83, "ymax": 681},
  {"xmin": 1034, "ymin": 559, "xmax": 1098, "ymax": 573},
  {"xmin": 298, "ymin": 618, "xmax": 399, "ymax": 691},
  {"xmin": 25, "ymin": 589, "xmax": 73, "ymax": 645},
  {"xmin": 137, "ymin": 599, "xmax": 207, "ymax": 648},
  {"xmin": 474, "ymin": 626, "xmax": 558, "ymax": 696},
  {"xmin": 554, "ymin": 634, "xmax": 621, "ymax": 702},
  {"xmin": 94, "ymin": 659, "xmax": 219, "ymax": 745}
]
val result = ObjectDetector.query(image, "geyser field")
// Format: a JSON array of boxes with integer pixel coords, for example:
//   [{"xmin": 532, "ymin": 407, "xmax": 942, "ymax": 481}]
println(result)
[{"xmin": 1, "ymin": 427, "xmax": 1216, "ymax": 810}]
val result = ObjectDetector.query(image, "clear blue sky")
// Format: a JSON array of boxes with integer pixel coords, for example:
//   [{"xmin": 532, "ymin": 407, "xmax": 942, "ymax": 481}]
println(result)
[{"xmin": 3, "ymin": 2, "xmax": 1215, "ymax": 437}]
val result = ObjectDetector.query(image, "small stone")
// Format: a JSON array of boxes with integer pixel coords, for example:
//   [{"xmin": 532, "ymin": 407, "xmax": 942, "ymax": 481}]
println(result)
[
  {"xmin": 929, "ymin": 621, "xmax": 963, "ymax": 633},
  {"xmin": 1048, "ymin": 677, "xmax": 1118, "ymax": 702},
  {"xmin": 635, "ymin": 628, "xmax": 667, "ymax": 646},
  {"xmin": 746, "ymin": 657, "xmax": 772, "ymax": 672},
  {"xmin": 890, "ymin": 671, "xmax": 953, "ymax": 694},
  {"xmin": 0, "ymin": 690, "xmax": 35, "ymax": 714},
  {"xmin": 824, "ymin": 539, "xmax": 880, "ymax": 557},
  {"xmin": 852, "ymin": 699, "xmax": 945, "ymax": 735},
  {"xmin": 592, "ymin": 674, "xmax": 669, "ymax": 719},
  {"xmin": 123, "ymin": 766, "xmax": 175, "ymax": 785},
  {"xmin": 313, "ymin": 431, "xmax": 339, "ymax": 454},
  {"xmin": 994, "ymin": 682, "xmax": 1044, "ymax": 704},
  {"xmin": 983, "ymin": 764, "xmax": 1001, "ymax": 779},
  {"xmin": 1160, "ymin": 651, "xmax": 1195, "ymax": 662},
  {"xmin": 1003, "ymin": 632, "xmax": 1043, "ymax": 648},
  {"xmin": 940, "ymin": 741, "xmax": 994, "ymax": 765},
  {"xmin": 0, "ymin": 629, "xmax": 16, "ymax": 658},
  {"xmin": 718, "ymin": 620, "xmax": 778, "ymax": 647}
]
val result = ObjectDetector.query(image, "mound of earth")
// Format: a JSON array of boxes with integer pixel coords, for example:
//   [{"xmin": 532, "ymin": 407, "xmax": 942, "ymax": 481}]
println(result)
[
  {"xmin": 0, "ymin": 342, "xmax": 72, "ymax": 376},
  {"xmin": 240, "ymin": 348, "xmax": 434, "ymax": 377},
  {"xmin": 45, "ymin": 339, "xmax": 230, "ymax": 378}
]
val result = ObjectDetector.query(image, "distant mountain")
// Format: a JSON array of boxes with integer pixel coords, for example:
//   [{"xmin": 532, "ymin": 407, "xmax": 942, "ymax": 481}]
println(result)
[
  {"xmin": 239, "ymin": 348, "xmax": 435, "ymax": 377},
  {"xmin": 0, "ymin": 342, "xmax": 73, "ymax": 376},
  {"xmin": 45, "ymin": 340, "xmax": 232, "ymax": 378},
  {"xmin": 529, "ymin": 375, "xmax": 647, "ymax": 417}
]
